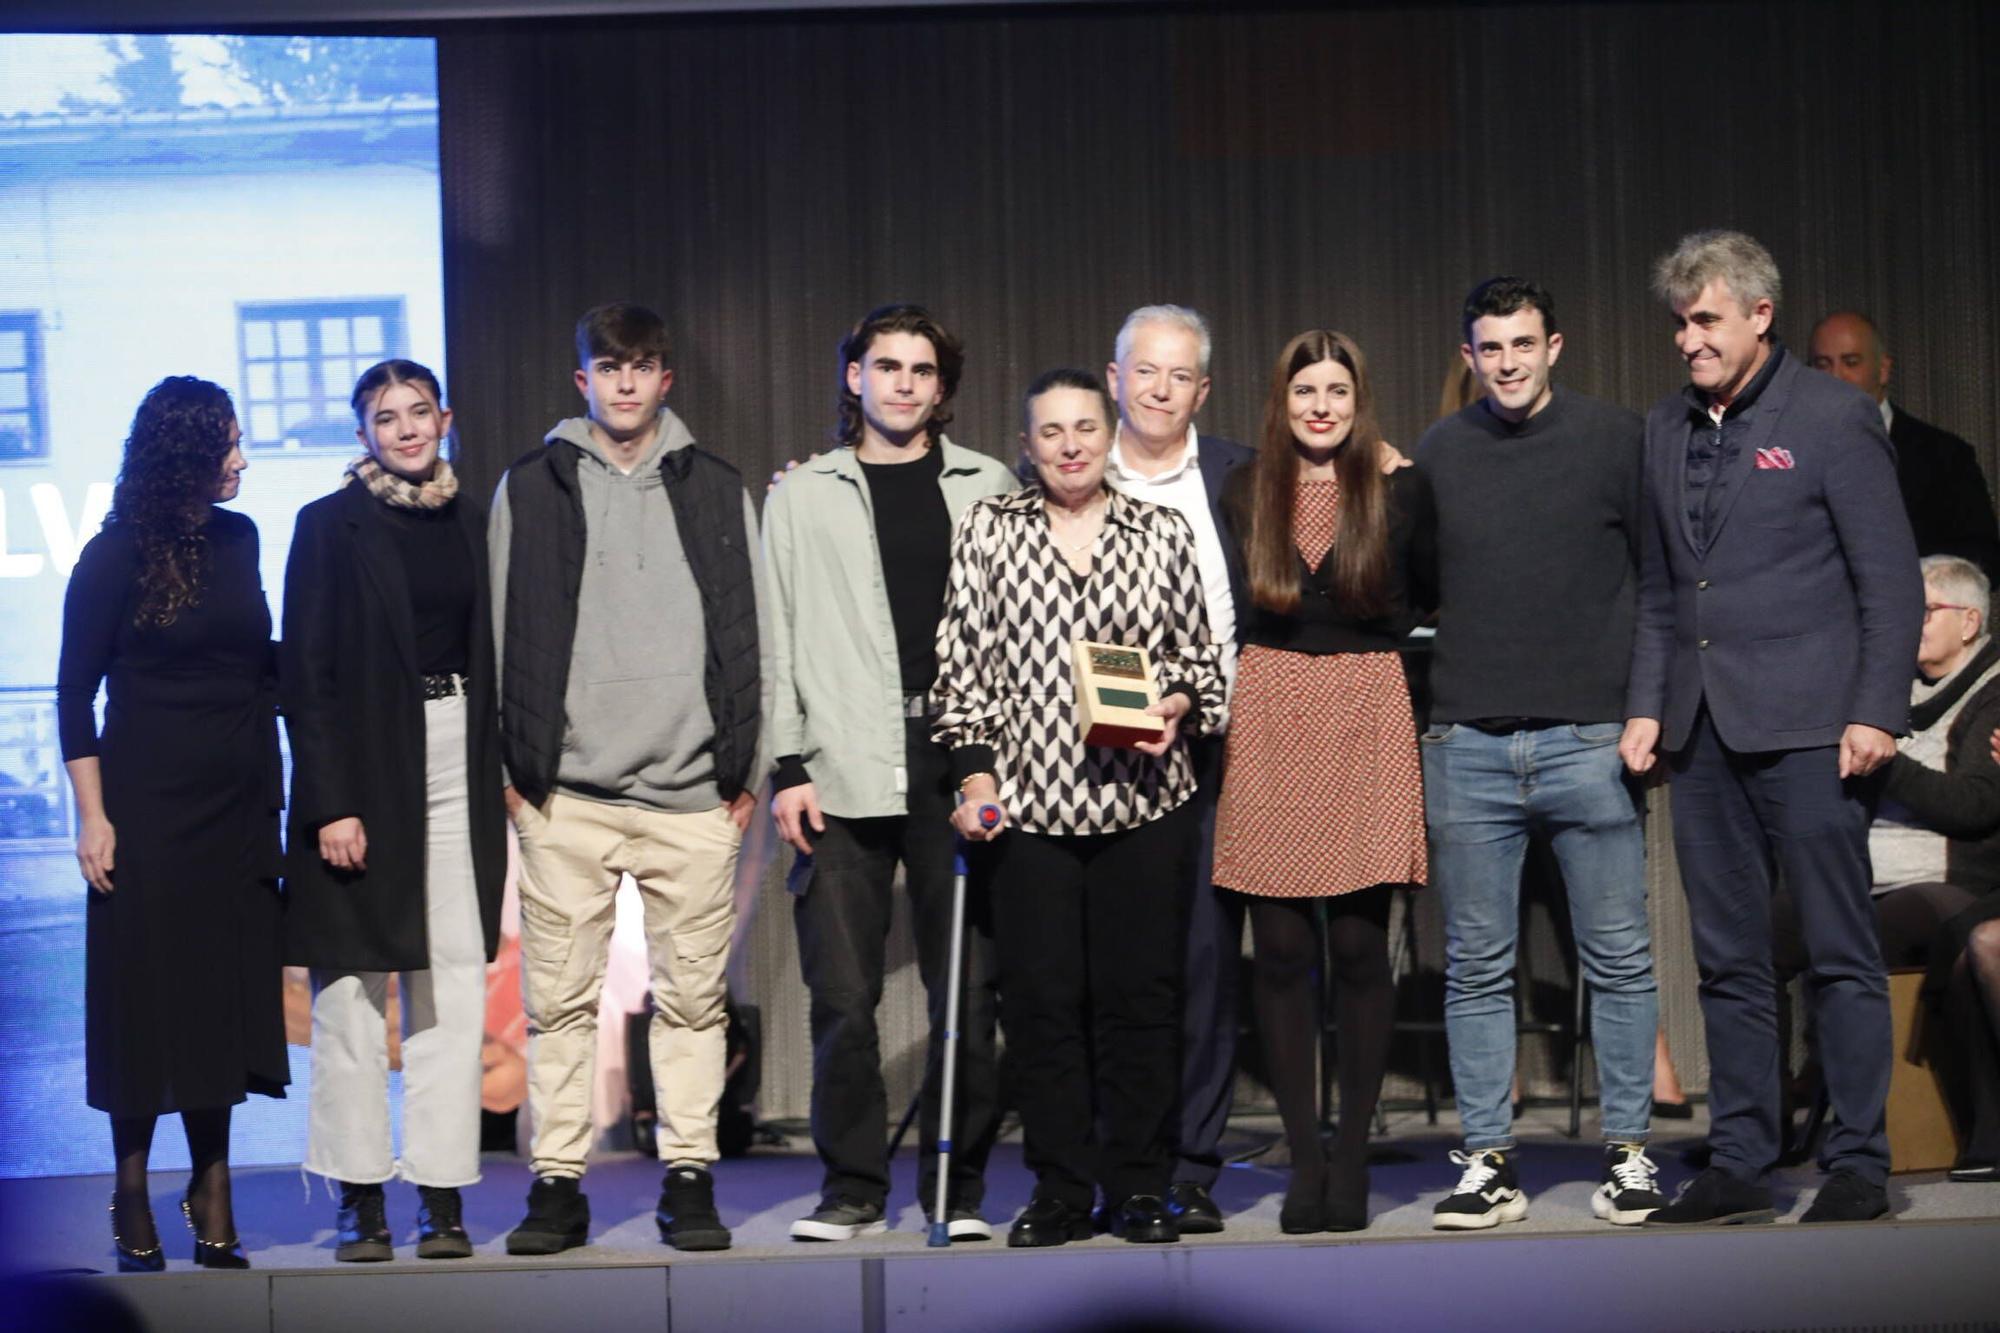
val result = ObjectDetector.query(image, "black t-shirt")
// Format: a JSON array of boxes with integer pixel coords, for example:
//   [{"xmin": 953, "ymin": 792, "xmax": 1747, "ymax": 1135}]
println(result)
[
  {"xmin": 380, "ymin": 502, "xmax": 473, "ymax": 677},
  {"xmin": 859, "ymin": 444, "xmax": 952, "ymax": 694}
]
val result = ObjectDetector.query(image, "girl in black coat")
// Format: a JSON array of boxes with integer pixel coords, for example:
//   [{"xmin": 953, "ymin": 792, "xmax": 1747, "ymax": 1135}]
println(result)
[
  {"xmin": 281, "ymin": 360, "xmax": 506, "ymax": 1261},
  {"xmin": 60, "ymin": 376, "xmax": 288, "ymax": 1272}
]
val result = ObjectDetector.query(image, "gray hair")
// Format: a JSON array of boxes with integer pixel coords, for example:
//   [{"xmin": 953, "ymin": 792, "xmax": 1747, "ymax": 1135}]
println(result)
[
  {"xmin": 1922, "ymin": 554, "xmax": 1990, "ymax": 625},
  {"xmin": 1651, "ymin": 230, "xmax": 1783, "ymax": 316},
  {"xmin": 1114, "ymin": 304, "xmax": 1213, "ymax": 374}
]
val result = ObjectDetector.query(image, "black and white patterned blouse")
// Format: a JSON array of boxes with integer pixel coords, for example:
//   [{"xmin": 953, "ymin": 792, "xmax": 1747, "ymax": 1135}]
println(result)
[{"xmin": 932, "ymin": 485, "xmax": 1227, "ymax": 836}]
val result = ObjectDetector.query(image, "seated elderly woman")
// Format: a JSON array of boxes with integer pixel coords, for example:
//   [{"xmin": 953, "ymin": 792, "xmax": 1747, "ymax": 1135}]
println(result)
[
  {"xmin": 1777, "ymin": 555, "xmax": 2000, "ymax": 1175},
  {"xmin": 933, "ymin": 368, "xmax": 1226, "ymax": 1247}
]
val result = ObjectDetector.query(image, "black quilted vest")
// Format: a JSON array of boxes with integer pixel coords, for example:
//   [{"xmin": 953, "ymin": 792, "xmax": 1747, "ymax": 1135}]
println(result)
[{"xmin": 501, "ymin": 439, "xmax": 759, "ymax": 803}]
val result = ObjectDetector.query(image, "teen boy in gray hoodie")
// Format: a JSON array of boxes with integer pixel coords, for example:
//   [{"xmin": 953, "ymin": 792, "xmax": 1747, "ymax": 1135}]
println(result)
[{"xmin": 489, "ymin": 303, "xmax": 771, "ymax": 1254}]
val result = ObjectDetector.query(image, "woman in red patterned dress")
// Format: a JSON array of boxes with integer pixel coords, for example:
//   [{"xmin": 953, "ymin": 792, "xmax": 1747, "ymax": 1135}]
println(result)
[{"xmin": 1214, "ymin": 330, "xmax": 1434, "ymax": 1233}]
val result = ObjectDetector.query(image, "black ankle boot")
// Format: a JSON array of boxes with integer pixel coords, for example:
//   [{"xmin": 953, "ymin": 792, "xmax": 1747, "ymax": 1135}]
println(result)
[
  {"xmin": 1278, "ymin": 1169, "xmax": 1327, "ymax": 1234},
  {"xmin": 336, "ymin": 1181, "xmax": 393, "ymax": 1262},
  {"xmin": 1323, "ymin": 1158, "xmax": 1371, "ymax": 1232},
  {"xmin": 416, "ymin": 1185, "xmax": 473, "ymax": 1259}
]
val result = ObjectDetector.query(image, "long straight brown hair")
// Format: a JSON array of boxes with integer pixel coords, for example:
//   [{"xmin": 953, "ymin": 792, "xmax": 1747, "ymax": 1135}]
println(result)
[{"xmin": 1246, "ymin": 330, "xmax": 1391, "ymax": 618}]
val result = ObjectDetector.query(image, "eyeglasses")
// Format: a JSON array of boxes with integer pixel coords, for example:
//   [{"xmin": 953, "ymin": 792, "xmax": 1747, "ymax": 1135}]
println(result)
[{"xmin": 1925, "ymin": 603, "xmax": 1974, "ymax": 617}]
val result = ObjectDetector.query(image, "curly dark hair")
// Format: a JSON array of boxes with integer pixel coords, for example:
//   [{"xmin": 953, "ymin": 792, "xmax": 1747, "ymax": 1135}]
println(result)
[{"xmin": 109, "ymin": 376, "xmax": 238, "ymax": 628}]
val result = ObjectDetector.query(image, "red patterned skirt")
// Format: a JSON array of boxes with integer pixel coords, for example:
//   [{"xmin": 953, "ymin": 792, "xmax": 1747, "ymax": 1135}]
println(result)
[{"xmin": 1213, "ymin": 645, "xmax": 1427, "ymax": 898}]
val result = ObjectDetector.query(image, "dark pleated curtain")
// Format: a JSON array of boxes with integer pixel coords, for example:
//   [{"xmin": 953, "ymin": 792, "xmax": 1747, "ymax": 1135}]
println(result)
[{"xmin": 436, "ymin": 0, "xmax": 1999, "ymax": 1114}]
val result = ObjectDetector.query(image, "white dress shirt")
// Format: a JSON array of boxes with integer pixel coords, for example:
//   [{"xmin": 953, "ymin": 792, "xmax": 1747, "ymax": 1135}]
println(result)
[{"xmin": 1106, "ymin": 424, "xmax": 1239, "ymax": 703}]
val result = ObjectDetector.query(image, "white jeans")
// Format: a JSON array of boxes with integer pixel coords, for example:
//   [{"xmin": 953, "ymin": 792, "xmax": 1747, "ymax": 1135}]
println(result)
[{"xmin": 305, "ymin": 693, "xmax": 487, "ymax": 1188}]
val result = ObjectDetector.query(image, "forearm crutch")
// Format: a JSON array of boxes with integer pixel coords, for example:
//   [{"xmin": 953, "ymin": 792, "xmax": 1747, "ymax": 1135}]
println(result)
[{"xmin": 929, "ymin": 802, "xmax": 1001, "ymax": 1247}]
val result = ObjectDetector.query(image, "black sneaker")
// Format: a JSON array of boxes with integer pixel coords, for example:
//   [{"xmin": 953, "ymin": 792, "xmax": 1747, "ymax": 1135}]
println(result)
[
  {"xmin": 1591, "ymin": 1143, "xmax": 1666, "ymax": 1226},
  {"xmin": 1799, "ymin": 1169, "xmax": 1889, "ymax": 1223},
  {"xmin": 921, "ymin": 1202, "xmax": 995, "ymax": 1242},
  {"xmin": 505, "ymin": 1175, "xmax": 590, "ymax": 1255},
  {"xmin": 1165, "ymin": 1182, "xmax": 1224, "ymax": 1235},
  {"xmin": 415, "ymin": 1185, "xmax": 473, "ymax": 1259},
  {"xmin": 790, "ymin": 1196, "xmax": 887, "ymax": 1242},
  {"xmin": 656, "ymin": 1165, "xmax": 732, "ymax": 1251},
  {"xmin": 1644, "ymin": 1166, "xmax": 1775, "ymax": 1226},
  {"xmin": 335, "ymin": 1182, "xmax": 393, "ymax": 1262},
  {"xmin": 1432, "ymin": 1149, "xmax": 1529, "ymax": 1230}
]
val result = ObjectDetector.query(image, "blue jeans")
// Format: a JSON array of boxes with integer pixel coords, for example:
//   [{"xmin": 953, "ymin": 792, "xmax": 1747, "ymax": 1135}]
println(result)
[{"xmin": 1421, "ymin": 722, "xmax": 1658, "ymax": 1149}]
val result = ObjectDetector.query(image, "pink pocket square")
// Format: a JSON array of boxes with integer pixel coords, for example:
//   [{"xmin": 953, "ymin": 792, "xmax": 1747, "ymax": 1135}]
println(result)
[{"xmin": 1755, "ymin": 447, "xmax": 1795, "ymax": 470}]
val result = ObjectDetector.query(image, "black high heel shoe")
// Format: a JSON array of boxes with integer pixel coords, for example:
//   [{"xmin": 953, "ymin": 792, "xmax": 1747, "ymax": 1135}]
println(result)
[
  {"xmin": 181, "ymin": 1193, "xmax": 250, "ymax": 1269},
  {"xmin": 110, "ymin": 1193, "xmax": 165, "ymax": 1273}
]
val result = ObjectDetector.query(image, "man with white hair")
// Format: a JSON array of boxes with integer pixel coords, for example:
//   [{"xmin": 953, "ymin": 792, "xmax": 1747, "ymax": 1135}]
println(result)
[
  {"xmin": 1100, "ymin": 304, "xmax": 1253, "ymax": 1234},
  {"xmin": 1621, "ymin": 231, "xmax": 1921, "ymax": 1225}
]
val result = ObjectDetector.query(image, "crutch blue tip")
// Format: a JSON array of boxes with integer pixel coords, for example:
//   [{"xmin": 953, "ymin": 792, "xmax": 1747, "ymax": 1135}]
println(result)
[{"xmin": 926, "ymin": 1221, "xmax": 951, "ymax": 1247}]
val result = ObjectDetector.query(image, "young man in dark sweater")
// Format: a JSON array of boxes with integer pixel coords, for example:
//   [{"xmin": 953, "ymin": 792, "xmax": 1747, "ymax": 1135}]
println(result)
[
  {"xmin": 763, "ymin": 305, "xmax": 1017, "ymax": 1242},
  {"xmin": 1413, "ymin": 277, "xmax": 1663, "ymax": 1229}
]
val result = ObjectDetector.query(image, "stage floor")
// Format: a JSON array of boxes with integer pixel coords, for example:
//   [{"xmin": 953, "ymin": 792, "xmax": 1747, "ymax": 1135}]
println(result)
[{"xmin": 7, "ymin": 1105, "xmax": 1999, "ymax": 1332}]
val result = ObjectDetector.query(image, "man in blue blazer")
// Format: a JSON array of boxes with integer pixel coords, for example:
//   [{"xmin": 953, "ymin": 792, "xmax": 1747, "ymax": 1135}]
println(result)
[
  {"xmin": 1099, "ymin": 304, "xmax": 1254, "ymax": 1234},
  {"xmin": 1620, "ymin": 231, "xmax": 1922, "ymax": 1225}
]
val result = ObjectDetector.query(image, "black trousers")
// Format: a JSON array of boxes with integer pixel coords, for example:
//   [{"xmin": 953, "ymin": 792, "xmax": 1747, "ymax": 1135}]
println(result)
[
  {"xmin": 793, "ymin": 719, "xmax": 1000, "ymax": 1209},
  {"xmin": 991, "ymin": 801, "xmax": 1194, "ymax": 1211},
  {"xmin": 1173, "ymin": 736, "xmax": 1245, "ymax": 1187},
  {"xmin": 1669, "ymin": 710, "xmax": 1892, "ymax": 1184}
]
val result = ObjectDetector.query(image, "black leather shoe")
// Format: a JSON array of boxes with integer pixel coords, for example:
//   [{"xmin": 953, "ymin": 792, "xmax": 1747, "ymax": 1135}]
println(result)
[
  {"xmin": 1278, "ymin": 1173, "xmax": 1325, "ymax": 1234},
  {"xmin": 1643, "ymin": 1167, "xmax": 1775, "ymax": 1226},
  {"xmin": 335, "ymin": 1182, "xmax": 393, "ymax": 1262},
  {"xmin": 1102, "ymin": 1195, "xmax": 1178, "ymax": 1244},
  {"xmin": 1800, "ymin": 1169, "xmax": 1889, "ymax": 1223},
  {"xmin": 416, "ymin": 1185, "xmax": 473, "ymax": 1259},
  {"xmin": 1323, "ymin": 1160, "xmax": 1371, "ymax": 1233},
  {"xmin": 1947, "ymin": 1160, "xmax": 1999, "ymax": 1183},
  {"xmin": 1164, "ymin": 1182, "xmax": 1224, "ymax": 1235},
  {"xmin": 506, "ymin": 1176, "xmax": 590, "ymax": 1256},
  {"xmin": 1007, "ymin": 1196, "xmax": 1094, "ymax": 1248}
]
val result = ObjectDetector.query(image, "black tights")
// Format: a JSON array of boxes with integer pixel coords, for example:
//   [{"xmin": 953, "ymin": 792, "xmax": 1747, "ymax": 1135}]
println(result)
[
  {"xmin": 1246, "ymin": 885, "xmax": 1395, "ymax": 1185},
  {"xmin": 110, "ymin": 1107, "xmax": 236, "ymax": 1247},
  {"xmin": 1952, "ymin": 919, "xmax": 2000, "ymax": 1163}
]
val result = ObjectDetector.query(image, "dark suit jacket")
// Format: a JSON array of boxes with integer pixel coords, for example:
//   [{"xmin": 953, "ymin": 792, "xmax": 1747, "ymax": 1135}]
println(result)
[
  {"xmin": 1194, "ymin": 431, "xmax": 1255, "ymax": 624},
  {"xmin": 1628, "ymin": 348, "xmax": 1923, "ymax": 753},
  {"xmin": 280, "ymin": 482, "xmax": 508, "ymax": 972},
  {"xmin": 1890, "ymin": 403, "xmax": 2000, "ymax": 581}
]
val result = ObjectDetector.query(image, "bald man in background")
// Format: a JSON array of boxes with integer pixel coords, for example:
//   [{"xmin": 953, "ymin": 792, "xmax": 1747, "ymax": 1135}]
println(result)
[{"xmin": 1808, "ymin": 312, "xmax": 1999, "ymax": 581}]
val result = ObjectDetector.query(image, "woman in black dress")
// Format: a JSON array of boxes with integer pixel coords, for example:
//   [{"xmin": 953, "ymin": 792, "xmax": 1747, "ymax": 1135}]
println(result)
[
  {"xmin": 282, "ymin": 359, "xmax": 506, "ymax": 1261},
  {"xmin": 59, "ymin": 376, "xmax": 288, "ymax": 1271}
]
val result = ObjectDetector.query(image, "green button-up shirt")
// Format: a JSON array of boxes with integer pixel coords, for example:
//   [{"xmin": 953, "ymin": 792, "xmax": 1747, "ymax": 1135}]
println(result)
[{"xmin": 762, "ymin": 437, "xmax": 1019, "ymax": 818}]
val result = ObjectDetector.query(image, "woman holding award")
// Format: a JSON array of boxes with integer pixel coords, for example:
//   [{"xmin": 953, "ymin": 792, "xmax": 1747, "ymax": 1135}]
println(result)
[
  {"xmin": 933, "ymin": 368, "xmax": 1225, "ymax": 1248},
  {"xmin": 1214, "ymin": 330, "xmax": 1433, "ymax": 1233}
]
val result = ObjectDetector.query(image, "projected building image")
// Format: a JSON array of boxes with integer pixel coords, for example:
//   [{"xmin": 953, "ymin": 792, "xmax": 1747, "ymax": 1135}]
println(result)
[{"xmin": 0, "ymin": 33, "xmax": 444, "ymax": 1178}]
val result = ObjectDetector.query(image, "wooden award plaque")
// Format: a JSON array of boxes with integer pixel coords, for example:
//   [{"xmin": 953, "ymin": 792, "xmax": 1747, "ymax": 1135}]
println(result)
[{"xmin": 1071, "ymin": 640, "xmax": 1165, "ymax": 749}]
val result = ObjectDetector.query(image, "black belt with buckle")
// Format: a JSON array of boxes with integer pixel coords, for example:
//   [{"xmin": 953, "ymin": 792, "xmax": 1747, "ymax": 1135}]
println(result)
[{"xmin": 421, "ymin": 672, "xmax": 467, "ymax": 700}]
